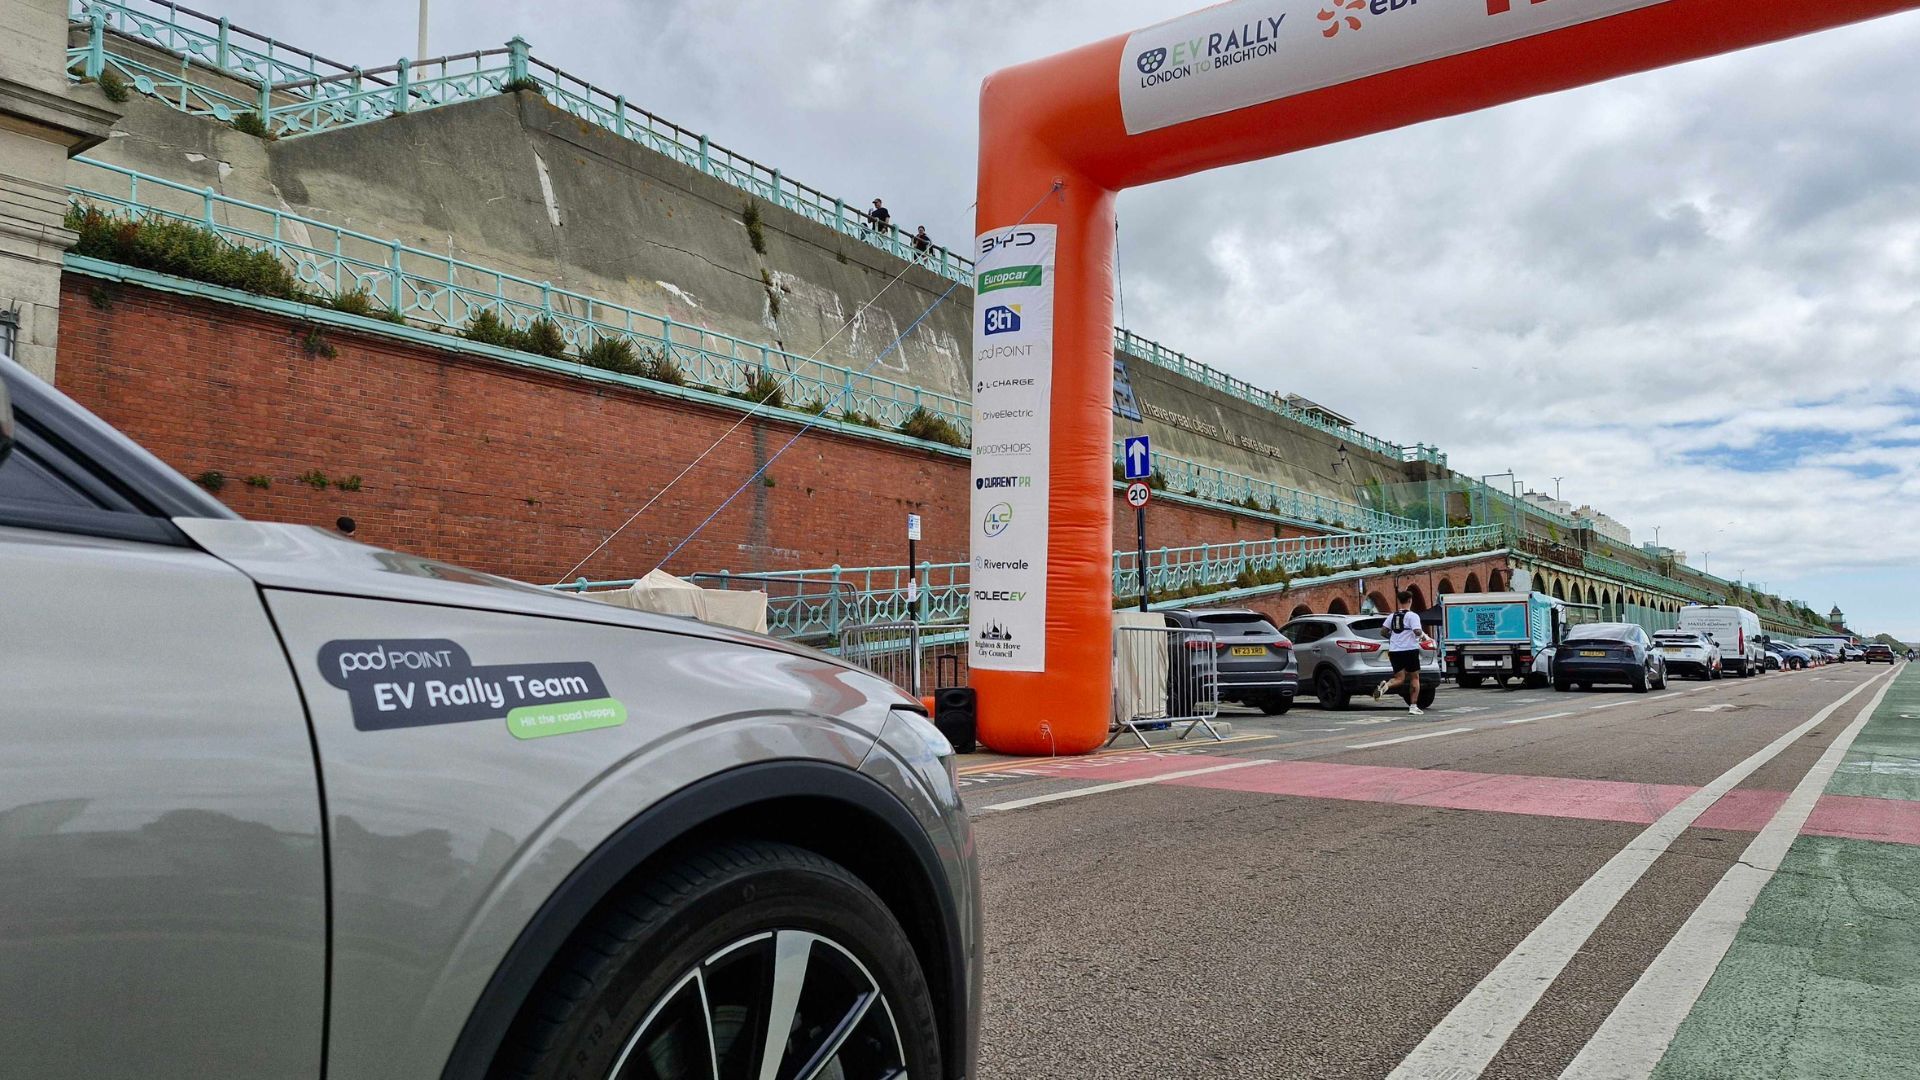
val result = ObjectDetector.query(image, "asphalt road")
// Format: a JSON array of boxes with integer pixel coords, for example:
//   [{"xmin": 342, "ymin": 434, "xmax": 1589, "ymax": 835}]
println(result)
[{"xmin": 961, "ymin": 662, "xmax": 1911, "ymax": 1079}]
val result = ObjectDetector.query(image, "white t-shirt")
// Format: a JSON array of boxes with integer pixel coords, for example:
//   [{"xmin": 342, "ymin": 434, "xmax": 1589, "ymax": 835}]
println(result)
[{"xmin": 1387, "ymin": 610, "xmax": 1423, "ymax": 652}]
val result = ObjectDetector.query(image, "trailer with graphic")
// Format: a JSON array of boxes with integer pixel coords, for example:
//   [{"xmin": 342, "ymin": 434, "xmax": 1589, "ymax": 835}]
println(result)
[{"xmin": 1442, "ymin": 592, "xmax": 1565, "ymax": 689}]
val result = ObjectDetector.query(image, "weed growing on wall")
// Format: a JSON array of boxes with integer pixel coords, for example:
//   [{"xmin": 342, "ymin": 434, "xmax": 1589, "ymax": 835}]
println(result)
[
  {"xmin": 896, "ymin": 407, "xmax": 967, "ymax": 447},
  {"xmin": 230, "ymin": 112, "xmax": 276, "ymax": 140},
  {"xmin": 742, "ymin": 202, "xmax": 767, "ymax": 254},
  {"xmin": 66, "ymin": 202, "xmax": 302, "ymax": 300}
]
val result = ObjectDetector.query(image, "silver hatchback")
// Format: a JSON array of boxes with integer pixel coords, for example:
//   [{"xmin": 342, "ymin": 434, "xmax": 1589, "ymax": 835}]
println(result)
[
  {"xmin": 1280, "ymin": 613, "xmax": 1443, "ymax": 710},
  {"xmin": 0, "ymin": 358, "xmax": 979, "ymax": 1080}
]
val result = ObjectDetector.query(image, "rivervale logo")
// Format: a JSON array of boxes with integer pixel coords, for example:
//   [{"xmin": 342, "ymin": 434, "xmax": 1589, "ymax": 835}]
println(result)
[
  {"xmin": 984, "ymin": 304, "xmax": 1023, "ymax": 335},
  {"xmin": 981, "ymin": 502, "xmax": 1014, "ymax": 538},
  {"xmin": 978, "ymin": 266, "xmax": 1043, "ymax": 294},
  {"xmin": 976, "ymin": 556, "xmax": 1031, "ymax": 571},
  {"xmin": 1134, "ymin": 14, "xmax": 1286, "ymax": 88}
]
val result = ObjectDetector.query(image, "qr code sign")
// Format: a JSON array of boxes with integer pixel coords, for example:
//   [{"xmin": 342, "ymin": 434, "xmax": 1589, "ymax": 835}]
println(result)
[{"xmin": 1475, "ymin": 611, "xmax": 1498, "ymax": 635}]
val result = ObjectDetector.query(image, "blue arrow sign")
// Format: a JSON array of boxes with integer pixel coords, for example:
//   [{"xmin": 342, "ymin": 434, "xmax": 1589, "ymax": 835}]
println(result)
[{"xmin": 1123, "ymin": 435, "xmax": 1151, "ymax": 480}]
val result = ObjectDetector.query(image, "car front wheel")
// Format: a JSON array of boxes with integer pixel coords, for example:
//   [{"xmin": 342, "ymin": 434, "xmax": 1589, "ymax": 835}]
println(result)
[
  {"xmin": 494, "ymin": 840, "xmax": 943, "ymax": 1080},
  {"xmin": 1315, "ymin": 669, "xmax": 1351, "ymax": 711}
]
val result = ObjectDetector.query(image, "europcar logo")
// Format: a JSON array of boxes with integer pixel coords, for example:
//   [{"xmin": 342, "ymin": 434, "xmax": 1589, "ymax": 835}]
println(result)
[
  {"xmin": 984, "ymin": 304, "xmax": 1022, "ymax": 335},
  {"xmin": 1136, "ymin": 47, "xmax": 1167, "ymax": 74},
  {"xmin": 982, "ymin": 502, "xmax": 1014, "ymax": 537},
  {"xmin": 977, "ymin": 266, "xmax": 1043, "ymax": 294}
]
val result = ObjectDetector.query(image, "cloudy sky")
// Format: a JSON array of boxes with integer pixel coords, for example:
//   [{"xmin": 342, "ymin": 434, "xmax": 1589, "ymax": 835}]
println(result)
[{"xmin": 212, "ymin": 1, "xmax": 1920, "ymax": 636}]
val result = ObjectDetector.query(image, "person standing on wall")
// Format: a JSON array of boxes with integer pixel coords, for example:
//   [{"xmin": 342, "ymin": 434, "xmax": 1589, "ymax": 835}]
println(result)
[
  {"xmin": 868, "ymin": 198, "xmax": 892, "ymax": 235},
  {"xmin": 1375, "ymin": 589, "xmax": 1430, "ymax": 714}
]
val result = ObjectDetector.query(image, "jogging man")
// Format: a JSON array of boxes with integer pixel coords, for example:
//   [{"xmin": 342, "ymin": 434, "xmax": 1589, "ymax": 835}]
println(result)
[{"xmin": 1374, "ymin": 590, "xmax": 1428, "ymax": 714}]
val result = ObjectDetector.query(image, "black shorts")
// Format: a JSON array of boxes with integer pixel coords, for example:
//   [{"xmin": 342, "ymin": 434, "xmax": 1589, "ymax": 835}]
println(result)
[{"xmin": 1389, "ymin": 650, "xmax": 1422, "ymax": 674}]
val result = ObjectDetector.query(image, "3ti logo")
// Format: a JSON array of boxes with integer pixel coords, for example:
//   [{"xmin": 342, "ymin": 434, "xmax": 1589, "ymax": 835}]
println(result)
[
  {"xmin": 981, "ymin": 502, "xmax": 1014, "ymax": 538},
  {"xmin": 984, "ymin": 305, "xmax": 1022, "ymax": 336}
]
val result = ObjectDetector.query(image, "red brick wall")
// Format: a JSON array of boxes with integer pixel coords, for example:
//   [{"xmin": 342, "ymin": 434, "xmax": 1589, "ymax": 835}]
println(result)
[
  {"xmin": 56, "ymin": 277, "xmax": 1331, "ymax": 584},
  {"xmin": 1229, "ymin": 553, "xmax": 1516, "ymax": 625}
]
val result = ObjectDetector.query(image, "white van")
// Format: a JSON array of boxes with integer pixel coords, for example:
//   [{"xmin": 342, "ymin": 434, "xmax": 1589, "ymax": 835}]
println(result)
[{"xmin": 1678, "ymin": 605, "xmax": 1767, "ymax": 677}]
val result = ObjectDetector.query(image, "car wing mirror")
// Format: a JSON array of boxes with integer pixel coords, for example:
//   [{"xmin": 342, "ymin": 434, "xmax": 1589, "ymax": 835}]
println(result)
[{"xmin": 0, "ymin": 375, "xmax": 13, "ymax": 469}]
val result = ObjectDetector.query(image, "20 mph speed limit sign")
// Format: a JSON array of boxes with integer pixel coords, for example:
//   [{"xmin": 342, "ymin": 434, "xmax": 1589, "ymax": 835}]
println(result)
[{"xmin": 1125, "ymin": 481, "xmax": 1151, "ymax": 508}]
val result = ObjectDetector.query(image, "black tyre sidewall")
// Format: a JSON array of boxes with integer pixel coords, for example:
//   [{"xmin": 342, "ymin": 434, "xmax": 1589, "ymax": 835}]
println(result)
[{"xmin": 515, "ymin": 845, "xmax": 942, "ymax": 1080}]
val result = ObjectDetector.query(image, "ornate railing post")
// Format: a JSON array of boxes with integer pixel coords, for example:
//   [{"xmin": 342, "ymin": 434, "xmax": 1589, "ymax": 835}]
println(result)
[
  {"xmin": 216, "ymin": 16, "xmax": 231, "ymax": 70},
  {"xmin": 85, "ymin": 10, "xmax": 106, "ymax": 79},
  {"xmin": 613, "ymin": 93, "xmax": 626, "ymax": 137},
  {"xmin": 698, "ymin": 134, "xmax": 712, "ymax": 175},
  {"xmin": 201, "ymin": 186, "xmax": 215, "ymax": 227},
  {"xmin": 506, "ymin": 36, "xmax": 530, "ymax": 84},
  {"xmin": 388, "ymin": 239, "xmax": 404, "ymax": 312},
  {"xmin": 393, "ymin": 57, "xmax": 410, "ymax": 114}
]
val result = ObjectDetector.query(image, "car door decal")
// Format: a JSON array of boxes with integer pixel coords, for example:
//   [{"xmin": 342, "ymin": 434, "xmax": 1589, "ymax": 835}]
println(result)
[{"xmin": 319, "ymin": 639, "xmax": 625, "ymax": 737}]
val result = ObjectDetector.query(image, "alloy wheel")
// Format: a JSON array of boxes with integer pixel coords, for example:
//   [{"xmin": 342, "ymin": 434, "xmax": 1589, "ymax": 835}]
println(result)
[{"xmin": 608, "ymin": 929, "xmax": 909, "ymax": 1080}]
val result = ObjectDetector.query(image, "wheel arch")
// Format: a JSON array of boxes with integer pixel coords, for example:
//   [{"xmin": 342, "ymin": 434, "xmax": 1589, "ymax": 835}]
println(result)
[{"xmin": 443, "ymin": 760, "xmax": 968, "ymax": 1080}]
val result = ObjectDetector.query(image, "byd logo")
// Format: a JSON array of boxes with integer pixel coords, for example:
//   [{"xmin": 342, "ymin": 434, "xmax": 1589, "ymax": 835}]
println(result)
[
  {"xmin": 981, "ymin": 502, "xmax": 1014, "ymax": 537},
  {"xmin": 980, "ymin": 230, "xmax": 1037, "ymax": 256}
]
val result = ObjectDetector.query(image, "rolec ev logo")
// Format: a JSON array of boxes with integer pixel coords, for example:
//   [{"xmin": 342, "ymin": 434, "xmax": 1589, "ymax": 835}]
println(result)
[{"xmin": 982, "ymin": 502, "xmax": 1014, "ymax": 537}]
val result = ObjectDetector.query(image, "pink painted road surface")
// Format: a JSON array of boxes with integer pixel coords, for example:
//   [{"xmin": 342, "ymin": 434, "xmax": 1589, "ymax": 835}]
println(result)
[{"xmin": 1164, "ymin": 761, "xmax": 1920, "ymax": 846}]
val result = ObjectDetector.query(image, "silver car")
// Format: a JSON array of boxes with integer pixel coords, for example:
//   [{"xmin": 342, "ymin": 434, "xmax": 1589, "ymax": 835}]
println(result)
[
  {"xmin": 0, "ymin": 357, "xmax": 979, "ymax": 1080},
  {"xmin": 1279, "ymin": 613, "xmax": 1442, "ymax": 710}
]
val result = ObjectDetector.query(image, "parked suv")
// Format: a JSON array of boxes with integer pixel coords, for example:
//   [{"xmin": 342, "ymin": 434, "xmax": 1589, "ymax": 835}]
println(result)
[
  {"xmin": 1560, "ymin": 623, "xmax": 1669, "ymax": 692},
  {"xmin": 1167, "ymin": 608, "xmax": 1298, "ymax": 714},
  {"xmin": 0, "ymin": 358, "xmax": 979, "ymax": 1080},
  {"xmin": 1652, "ymin": 630, "xmax": 1723, "ymax": 680},
  {"xmin": 1280, "ymin": 612, "xmax": 1440, "ymax": 710},
  {"xmin": 1863, "ymin": 643, "xmax": 1898, "ymax": 664}
]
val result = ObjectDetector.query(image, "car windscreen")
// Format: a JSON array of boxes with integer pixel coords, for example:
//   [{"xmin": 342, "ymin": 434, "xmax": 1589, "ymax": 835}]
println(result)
[
  {"xmin": 1567, "ymin": 625, "xmax": 1633, "ymax": 643},
  {"xmin": 1654, "ymin": 634, "xmax": 1706, "ymax": 645},
  {"xmin": 1194, "ymin": 613, "xmax": 1279, "ymax": 636}
]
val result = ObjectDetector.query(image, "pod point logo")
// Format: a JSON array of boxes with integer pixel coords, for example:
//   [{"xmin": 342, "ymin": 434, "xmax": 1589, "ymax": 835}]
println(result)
[
  {"xmin": 1136, "ymin": 47, "xmax": 1167, "ymax": 74},
  {"xmin": 1319, "ymin": 0, "xmax": 1367, "ymax": 36},
  {"xmin": 982, "ymin": 502, "xmax": 1014, "ymax": 538}
]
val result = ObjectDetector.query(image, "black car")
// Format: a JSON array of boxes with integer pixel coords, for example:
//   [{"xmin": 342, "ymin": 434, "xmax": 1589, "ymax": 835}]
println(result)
[
  {"xmin": 1555, "ymin": 622, "xmax": 1668, "ymax": 693},
  {"xmin": 1167, "ymin": 608, "xmax": 1298, "ymax": 714},
  {"xmin": 1863, "ymin": 644, "xmax": 1898, "ymax": 664}
]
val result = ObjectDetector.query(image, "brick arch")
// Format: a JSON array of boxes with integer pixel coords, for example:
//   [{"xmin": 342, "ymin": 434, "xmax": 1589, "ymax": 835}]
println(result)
[
  {"xmin": 1551, "ymin": 580, "xmax": 1566, "ymax": 601},
  {"xmin": 1367, "ymin": 591, "xmax": 1392, "ymax": 614},
  {"xmin": 1437, "ymin": 577, "xmax": 1457, "ymax": 596},
  {"xmin": 1328, "ymin": 597, "xmax": 1351, "ymax": 616},
  {"xmin": 1487, "ymin": 569, "xmax": 1506, "ymax": 591},
  {"xmin": 1465, "ymin": 572, "xmax": 1483, "ymax": 592},
  {"xmin": 1289, "ymin": 604, "xmax": 1314, "ymax": 620},
  {"xmin": 1407, "ymin": 584, "xmax": 1428, "ymax": 612}
]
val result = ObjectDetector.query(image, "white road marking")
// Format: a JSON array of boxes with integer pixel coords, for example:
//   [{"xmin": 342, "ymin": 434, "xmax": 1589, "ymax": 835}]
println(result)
[
  {"xmin": 1442, "ymin": 706, "xmax": 1490, "ymax": 715},
  {"xmin": 1588, "ymin": 700, "xmax": 1634, "ymax": 710},
  {"xmin": 972, "ymin": 760, "xmax": 1264, "ymax": 814},
  {"xmin": 1690, "ymin": 703, "xmax": 1736, "ymax": 713},
  {"xmin": 1511, "ymin": 697, "xmax": 1545, "ymax": 703},
  {"xmin": 1340, "ymin": 716, "xmax": 1397, "ymax": 726},
  {"xmin": 1652, "ymin": 692, "xmax": 1684, "ymax": 700},
  {"xmin": 1504, "ymin": 711, "xmax": 1575, "ymax": 725},
  {"xmin": 1558, "ymin": 668, "xmax": 1900, "ymax": 1080},
  {"xmin": 1385, "ymin": 671, "xmax": 1892, "ymax": 1080},
  {"xmin": 1347, "ymin": 727, "xmax": 1473, "ymax": 749}
]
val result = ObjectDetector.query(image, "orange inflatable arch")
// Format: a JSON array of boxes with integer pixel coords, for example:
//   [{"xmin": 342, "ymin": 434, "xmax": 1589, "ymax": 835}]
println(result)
[{"xmin": 966, "ymin": 0, "xmax": 1918, "ymax": 755}]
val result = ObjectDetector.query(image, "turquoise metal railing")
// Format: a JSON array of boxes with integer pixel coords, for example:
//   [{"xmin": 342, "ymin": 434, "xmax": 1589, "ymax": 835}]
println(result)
[
  {"xmin": 1113, "ymin": 328, "xmax": 1449, "ymax": 467},
  {"xmin": 1125, "ymin": 440, "xmax": 1416, "ymax": 533},
  {"xmin": 68, "ymin": 159, "xmax": 973, "ymax": 439},
  {"xmin": 555, "ymin": 524, "xmax": 1508, "ymax": 640},
  {"xmin": 72, "ymin": 0, "xmax": 1454, "ymax": 476}
]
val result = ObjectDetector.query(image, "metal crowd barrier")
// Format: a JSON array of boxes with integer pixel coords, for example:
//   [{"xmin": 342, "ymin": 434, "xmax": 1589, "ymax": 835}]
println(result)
[
  {"xmin": 1110, "ymin": 625, "xmax": 1223, "ymax": 749},
  {"xmin": 838, "ymin": 621, "xmax": 968, "ymax": 698}
]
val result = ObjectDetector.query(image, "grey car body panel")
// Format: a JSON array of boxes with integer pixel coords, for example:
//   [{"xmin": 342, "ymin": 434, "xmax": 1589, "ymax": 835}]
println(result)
[
  {"xmin": 259, "ymin": 584, "xmax": 911, "ymax": 1078},
  {"xmin": 1283, "ymin": 614, "xmax": 1442, "ymax": 689},
  {"xmin": 0, "ymin": 525, "xmax": 326, "ymax": 1079}
]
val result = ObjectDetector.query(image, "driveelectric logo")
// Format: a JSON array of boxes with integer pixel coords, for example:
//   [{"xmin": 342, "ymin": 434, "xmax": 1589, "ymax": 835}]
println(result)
[
  {"xmin": 1134, "ymin": 15, "xmax": 1286, "ymax": 87},
  {"xmin": 981, "ymin": 502, "xmax": 1014, "ymax": 537},
  {"xmin": 984, "ymin": 304, "xmax": 1023, "ymax": 335}
]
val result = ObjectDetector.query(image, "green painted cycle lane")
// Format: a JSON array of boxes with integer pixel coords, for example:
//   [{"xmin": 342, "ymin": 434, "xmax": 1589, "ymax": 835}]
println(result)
[{"xmin": 1652, "ymin": 665, "xmax": 1920, "ymax": 1080}]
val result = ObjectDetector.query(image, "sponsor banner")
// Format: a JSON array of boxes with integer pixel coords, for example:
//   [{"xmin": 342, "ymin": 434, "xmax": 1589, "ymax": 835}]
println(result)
[
  {"xmin": 1119, "ymin": 0, "xmax": 1671, "ymax": 136},
  {"xmin": 970, "ymin": 224, "xmax": 1057, "ymax": 671},
  {"xmin": 318, "ymin": 638, "xmax": 622, "ymax": 735}
]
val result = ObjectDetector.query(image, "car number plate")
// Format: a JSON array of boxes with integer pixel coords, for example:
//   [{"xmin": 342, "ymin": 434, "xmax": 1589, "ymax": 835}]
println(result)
[
  {"xmin": 1230, "ymin": 646, "xmax": 1267, "ymax": 657},
  {"xmin": 1579, "ymin": 650, "xmax": 1607, "ymax": 657},
  {"xmin": 1662, "ymin": 646, "xmax": 1683, "ymax": 653},
  {"xmin": 1471, "ymin": 659, "xmax": 1500, "ymax": 667}
]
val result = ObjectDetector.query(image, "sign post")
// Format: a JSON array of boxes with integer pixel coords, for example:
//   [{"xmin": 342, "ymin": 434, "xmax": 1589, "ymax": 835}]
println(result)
[
  {"xmin": 906, "ymin": 513, "xmax": 922, "ymax": 621},
  {"xmin": 1123, "ymin": 437, "xmax": 1152, "ymax": 613}
]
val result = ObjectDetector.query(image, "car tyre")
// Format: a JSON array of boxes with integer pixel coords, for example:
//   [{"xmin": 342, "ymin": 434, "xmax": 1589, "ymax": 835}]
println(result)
[
  {"xmin": 1417, "ymin": 683, "xmax": 1438, "ymax": 710},
  {"xmin": 1554, "ymin": 679, "xmax": 1571, "ymax": 692},
  {"xmin": 1631, "ymin": 668, "xmax": 1649, "ymax": 693},
  {"xmin": 1458, "ymin": 674, "xmax": 1484, "ymax": 689},
  {"xmin": 492, "ymin": 840, "xmax": 943, "ymax": 1080},
  {"xmin": 1259, "ymin": 694, "xmax": 1293, "ymax": 716},
  {"xmin": 1654, "ymin": 665, "xmax": 1668, "ymax": 690},
  {"xmin": 1315, "ymin": 669, "xmax": 1350, "ymax": 711}
]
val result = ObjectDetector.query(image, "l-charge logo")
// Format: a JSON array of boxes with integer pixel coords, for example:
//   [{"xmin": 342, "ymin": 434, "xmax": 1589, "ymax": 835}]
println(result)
[
  {"xmin": 981, "ymin": 502, "xmax": 1014, "ymax": 537},
  {"xmin": 984, "ymin": 304, "xmax": 1023, "ymax": 335}
]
